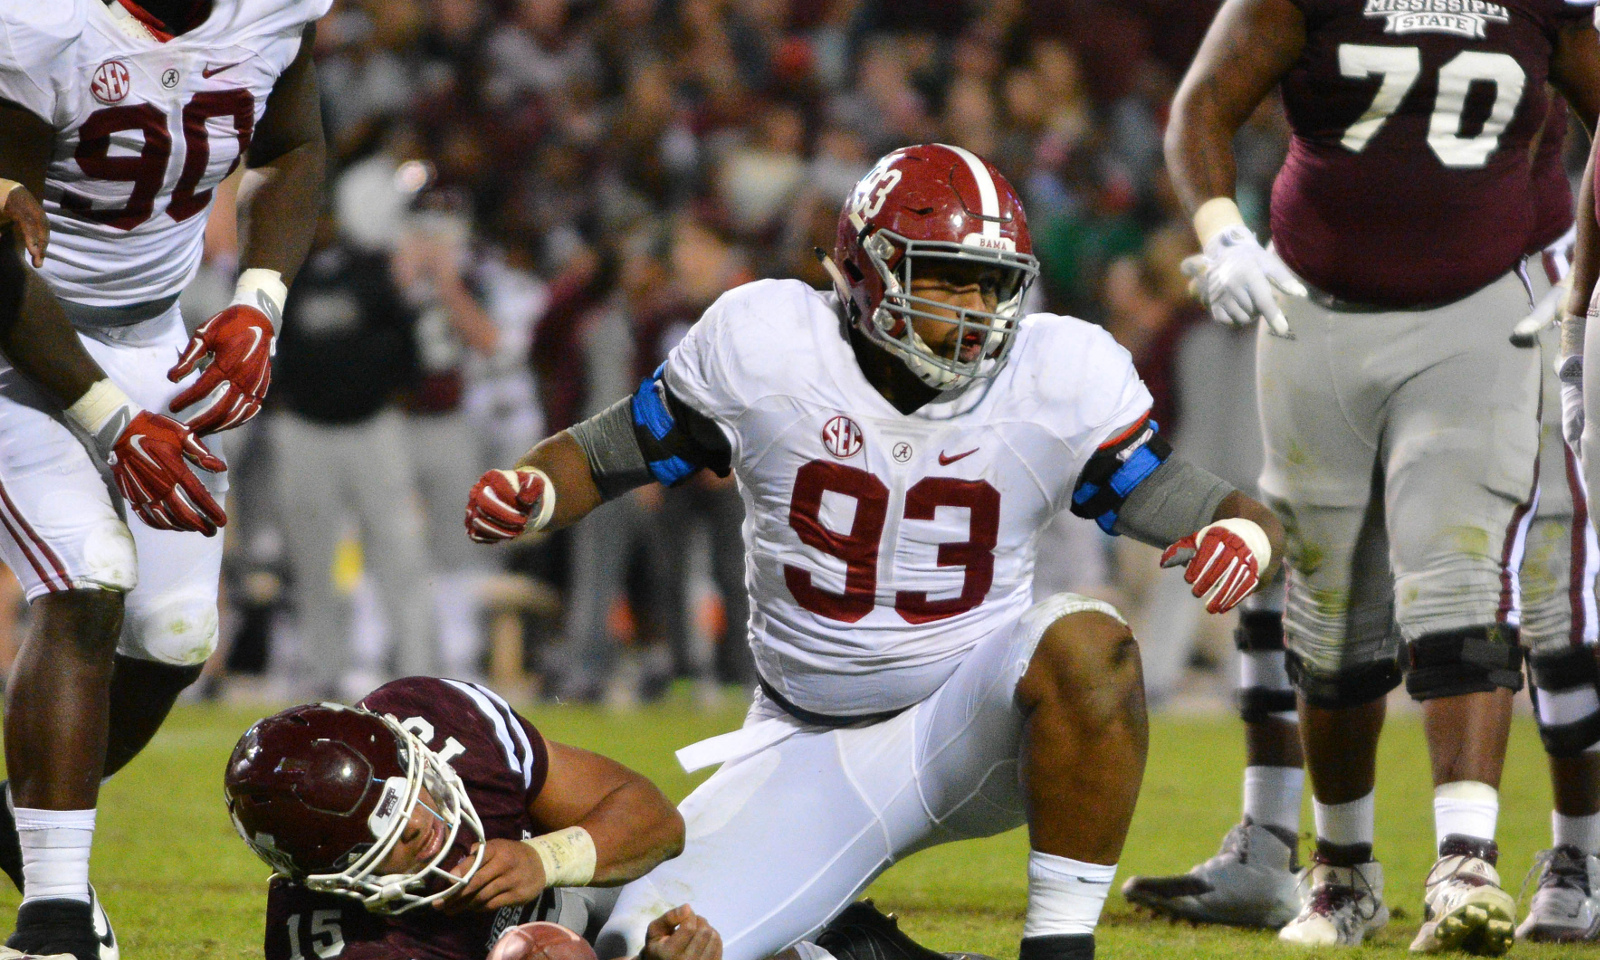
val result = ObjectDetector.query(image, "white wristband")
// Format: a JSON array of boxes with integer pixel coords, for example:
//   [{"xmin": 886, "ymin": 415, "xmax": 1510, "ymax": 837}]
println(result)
[
  {"xmin": 1206, "ymin": 517, "xmax": 1272, "ymax": 572},
  {"xmin": 519, "ymin": 467, "xmax": 557, "ymax": 532},
  {"xmin": 65, "ymin": 379, "xmax": 139, "ymax": 460},
  {"xmin": 1193, "ymin": 197, "xmax": 1247, "ymax": 248},
  {"xmin": 522, "ymin": 826, "xmax": 596, "ymax": 887},
  {"xmin": 233, "ymin": 268, "xmax": 288, "ymax": 328}
]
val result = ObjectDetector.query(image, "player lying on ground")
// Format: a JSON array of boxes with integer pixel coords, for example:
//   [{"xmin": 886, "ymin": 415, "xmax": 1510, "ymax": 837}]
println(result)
[
  {"xmin": 224, "ymin": 676, "xmax": 714, "ymax": 960},
  {"xmin": 0, "ymin": 0, "xmax": 325, "ymax": 956},
  {"xmin": 1124, "ymin": 0, "xmax": 1600, "ymax": 953},
  {"xmin": 464, "ymin": 143, "xmax": 1285, "ymax": 960}
]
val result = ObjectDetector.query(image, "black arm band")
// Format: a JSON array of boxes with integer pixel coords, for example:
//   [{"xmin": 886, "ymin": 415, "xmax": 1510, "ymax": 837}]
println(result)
[
  {"xmin": 1111, "ymin": 455, "xmax": 1236, "ymax": 547},
  {"xmin": 568, "ymin": 397, "xmax": 653, "ymax": 501},
  {"xmin": 570, "ymin": 370, "xmax": 735, "ymax": 501}
]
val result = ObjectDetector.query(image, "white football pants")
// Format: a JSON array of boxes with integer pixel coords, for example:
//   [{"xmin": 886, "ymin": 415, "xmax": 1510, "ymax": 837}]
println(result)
[{"xmin": 595, "ymin": 593, "xmax": 1122, "ymax": 960}]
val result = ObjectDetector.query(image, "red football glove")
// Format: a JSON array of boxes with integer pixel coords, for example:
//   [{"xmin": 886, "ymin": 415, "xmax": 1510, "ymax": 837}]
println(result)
[
  {"xmin": 167, "ymin": 304, "xmax": 276, "ymax": 435},
  {"xmin": 110, "ymin": 411, "xmax": 228, "ymax": 536},
  {"xmin": 466, "ymin": 468, "xmax": 554, "ymax": 544},
  {"xmin": 1160, "ymin": 518, "xmax": 1271, "ymax": 614}
]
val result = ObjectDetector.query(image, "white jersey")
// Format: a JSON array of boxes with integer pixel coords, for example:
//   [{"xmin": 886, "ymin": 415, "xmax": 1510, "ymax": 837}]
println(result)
[
  {"xmin": 663, "ymin": 279, "xmax": 1152, "ymax": 715},
  {"xmin": 0, "ymin": 0, "xmax": 329, "ymax": 310}
]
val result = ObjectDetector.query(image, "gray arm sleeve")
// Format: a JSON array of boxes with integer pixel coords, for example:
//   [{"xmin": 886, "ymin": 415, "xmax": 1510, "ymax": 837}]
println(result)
[
  {"xmin": 567, "ymin": 397, "xmax": 652, "ymax": 501},
  {"xmin": 1110, "ymin": 455, "xmax": 1236, "ymax": 547}
]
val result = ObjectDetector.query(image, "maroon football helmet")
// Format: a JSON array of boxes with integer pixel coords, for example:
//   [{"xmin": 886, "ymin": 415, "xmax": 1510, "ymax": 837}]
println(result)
[
  {"xmin": 224, "ymin": 703, "xmax": 485, "ymax": 915},
  {"xmin": 828, "ymin": 143, "xmax": 1039, "ymax": 390}
]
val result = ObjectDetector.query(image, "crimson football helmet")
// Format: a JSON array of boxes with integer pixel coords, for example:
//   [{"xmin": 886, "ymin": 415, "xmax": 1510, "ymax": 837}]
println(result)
[
  {"xmin": 223, "ymin": 703, "xmax": 486, "ymax": 915},
  {"xmin": 826, "ymin": 143, "xmax": 1039, "ymax": 390}
]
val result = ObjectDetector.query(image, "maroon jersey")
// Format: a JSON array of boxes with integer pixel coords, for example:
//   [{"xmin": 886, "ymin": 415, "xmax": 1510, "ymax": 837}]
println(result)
[
  {"xmin": 262, "ymin": 678, "xmax": 565, "ymax": 960},
  {"xmin": 1529, "ymin": 92, "xmax": 1575, "ymax": 253},
  {"xmin": 1270, "ymin": 0, "xmax": 1593, "ymax": 306}
]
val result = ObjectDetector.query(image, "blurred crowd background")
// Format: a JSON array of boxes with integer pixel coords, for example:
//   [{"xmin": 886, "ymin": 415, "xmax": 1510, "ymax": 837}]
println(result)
[{"xmin": 0, "ymin": 0, "xmax": 1579, "ymax": 710}]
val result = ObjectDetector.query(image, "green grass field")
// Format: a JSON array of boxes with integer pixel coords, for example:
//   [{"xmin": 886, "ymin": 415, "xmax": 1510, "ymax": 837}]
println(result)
[{"xmin": 0, "ymin": 696, "xmax": 1580, "ymax": 959}]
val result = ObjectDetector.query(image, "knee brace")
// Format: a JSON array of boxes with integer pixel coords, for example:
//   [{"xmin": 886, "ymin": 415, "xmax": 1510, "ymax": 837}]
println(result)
[
  {"xmin": 1285, "ymin": 649, "xmax": 1402, "ymax": 709},
  {"xmin": 1236, "ymin": 610, "xmax": 1297, "ymax": 722},
  {"xmin": 1403, "ymin": 625, "xmax": 1524, "ymax": 701},
  {"xmin": 120, "ymin": 593, "xmax": 219, "ymax": 666},
  {"xmin": 1528, "ymin": 646, "xmax": 1600, "ymax": 756}
]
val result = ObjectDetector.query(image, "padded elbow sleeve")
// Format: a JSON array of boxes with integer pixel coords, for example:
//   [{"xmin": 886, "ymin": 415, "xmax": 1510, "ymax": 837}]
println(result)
[{"xmin": 1111, "ymin": 456, "xmax": 1235, "ymax": 547}]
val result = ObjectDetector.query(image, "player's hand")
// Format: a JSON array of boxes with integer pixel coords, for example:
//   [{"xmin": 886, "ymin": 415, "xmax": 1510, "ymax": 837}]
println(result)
[
  {"xmin": 438, "ymin": 840, "xmax": 545, "ymax": 914},
  {"xmin": 2, "ymin": 183, "xmax": 49, "ymax": 268},
  {"xmin": 167, "ymin": 305, "xmax": 277, "ymax": 435},
  {"xmin": 109, "ymin": 411, "xmax": 228, "ymax": 536},
  {"xmin": 1160, "ymin": 518, "xmax": 1272, "ymax": 614},
  {"xmin": 466, "ymin": 467, "xmax": 553, "ymax": 543},
  {"xmin": 1183, "ymin": 225, "xmax": 1305, "ymax": 339},
  {"xmin": 1511, "ymin": 276, "xmax": 1570, "ymax": 347},
  {"xmin": 1560, "ymin": 353, "xmax": 1584, "ymax": 456},
  {"xmin": 642, "ymin": 905, "xmax": 722, "ymax": 960}
]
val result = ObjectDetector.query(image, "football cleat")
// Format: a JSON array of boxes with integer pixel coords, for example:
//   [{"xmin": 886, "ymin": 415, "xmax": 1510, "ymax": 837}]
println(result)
[
  {"xmin": 815, "ymin": 900, "xmax": 997, "ymax": 960},
  {"xmin": 1121, "ymin": 817, "xmax": 1302, "ymax": 928},
  {"xmin": 88, "ymin": 888, "xmax": 116, "ymax": 960},
  {"xmin": 1517, "ymin": 846, "xmax": 1600, "ymax": 942},
  {"xmin": 1278, "ymin": 856, "xmax": 1388, "ymax": 947},
  {"xmin": 5, "ymin": 898, "xmax": 102, "ymax": 960},
  {"xmin": 1409, "ymin": 836, "xmax": 1515, "ymax": 955}
]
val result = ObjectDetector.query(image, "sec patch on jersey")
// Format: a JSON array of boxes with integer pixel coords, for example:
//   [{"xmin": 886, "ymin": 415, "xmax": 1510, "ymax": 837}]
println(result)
[{"xmin": 488, "ymin": 922, "xmax": 598, "ymax": 960}]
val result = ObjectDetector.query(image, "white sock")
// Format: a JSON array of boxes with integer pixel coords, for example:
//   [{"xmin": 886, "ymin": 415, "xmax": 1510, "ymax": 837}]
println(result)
[
  {"xmin": 1553, "ymin": 811, "xmax": 1600, "ymax": 856},
  {"xmin": 1434, "ymin": 781, "xmax": 1497, "ymax": 848},
  {"xmin": 1243, "ymin": 765, "xmax": 1304, "ymax": 834},
  {"xmin": 14, "ymin": 806, "xmax": 95, "ymax": 904},
  {"xmin": 1313, "ymin": 791, "xmax": 1375, "ymax": 850},
  {"xmin": 1024, "ymin": 851, "xmax": 1117, "ymax": 938}
]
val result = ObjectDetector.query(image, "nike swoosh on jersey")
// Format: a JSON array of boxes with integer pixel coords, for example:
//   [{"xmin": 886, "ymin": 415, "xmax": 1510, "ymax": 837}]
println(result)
[
  {"xmin": 202, "ymin": 60, "xmax": 245, "ymax": 78},
  {"xmin": 938, "ymin": 448, "xmax": 978, "ymax": 465}
]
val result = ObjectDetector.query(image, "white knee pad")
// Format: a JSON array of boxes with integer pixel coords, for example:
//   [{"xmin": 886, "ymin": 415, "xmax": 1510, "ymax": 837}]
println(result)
[
  {"xmin": 119, "ymin": 592, "xmax": 218, "ymax": 666},
  {"xmin": 1012, "ymin": 592, "xmax": 1129, "ymax": 670}
]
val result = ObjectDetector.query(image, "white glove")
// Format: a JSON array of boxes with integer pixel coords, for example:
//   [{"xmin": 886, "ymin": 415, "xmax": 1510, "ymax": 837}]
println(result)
[
  {"xmin": 1185, "ymin": 199, "xmax": 1305, "ymax": 339},
  {"xmin": 1559, "ymin": 353, "xmax": 1584, "ymax": 456},
  {"xmin": 1511, "ymin": 276, "xmax": 1569, "ymax": 347}
]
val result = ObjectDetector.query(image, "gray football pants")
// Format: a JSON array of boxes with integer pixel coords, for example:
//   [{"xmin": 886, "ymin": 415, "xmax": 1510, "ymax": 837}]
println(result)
[
  {"xmin": 1523, "ymin": 267, "xmax": 1598, "ymax": 655},
  {"xmin": 1259, "ymin": 268, "xmax": 1541, "ymax": 676},
  {"xmin": 271, "ymin": 409, "xmax": 437, "ymax": 695}
]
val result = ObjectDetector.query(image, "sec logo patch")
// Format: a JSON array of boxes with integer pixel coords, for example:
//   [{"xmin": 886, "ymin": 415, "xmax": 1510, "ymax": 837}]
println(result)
[
  {"xmin": 822, "ymin": 416, "xmax": 863, "ymax": 459},
  {"xmin": 91, "ymin": 60, "xmax": 132, "ymax": 104}
]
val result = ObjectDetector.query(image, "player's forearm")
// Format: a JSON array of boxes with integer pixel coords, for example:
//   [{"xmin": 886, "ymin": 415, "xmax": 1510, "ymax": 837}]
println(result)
[
  {"xmin": 1166, "ymin": 91, "xmax": 1242, "ymax": 216},
  {"xmin": 1568, "ymin": 144, "xmax": 1600, "ymax": 361},
  {"xmin": 1166, "ymin": 0, "xmax": 1304, "ymax": 216},
  {"xmin": 235, "ymin": 142, "xmax": 323, "ymax": 287},
  {"xmin": 1211, "ymin": 490, "xmax": 1285, "ymax": 583},
  {"xmin": 575, "ymin": 779, "xmax": 686, "ymax": 887},
  {"xmin": 515, "ymin": 431, "xmax": 605, "ymax": 530},
  {"xmin": 0, "ymin": 258, "xmax": 108, "ymax": 408}
]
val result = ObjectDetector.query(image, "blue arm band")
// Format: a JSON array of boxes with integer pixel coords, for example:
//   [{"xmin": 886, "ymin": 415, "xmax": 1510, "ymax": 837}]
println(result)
[{"xmin": 1070, "ymin": 418, "xmax": 1172, "ymax": 534}]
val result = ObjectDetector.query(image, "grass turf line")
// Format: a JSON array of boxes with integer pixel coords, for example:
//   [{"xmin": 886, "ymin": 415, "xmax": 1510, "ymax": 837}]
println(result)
[{"xmin": 0, "ymin": 700, "xmax": 1572, "ymax": 958}]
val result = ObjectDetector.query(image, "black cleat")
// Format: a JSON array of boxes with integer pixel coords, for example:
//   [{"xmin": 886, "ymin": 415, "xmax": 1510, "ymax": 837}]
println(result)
[
  {"xmin": 0, "ymin": 782, "xmax": 21, "ymax": 893},
  {"xmin": 816, "ymin": 900, "xmax": 998, "ymax": 960},
  {"xmin": 6, "ymin": 898, "xmax": 102, "ymax": 960}
]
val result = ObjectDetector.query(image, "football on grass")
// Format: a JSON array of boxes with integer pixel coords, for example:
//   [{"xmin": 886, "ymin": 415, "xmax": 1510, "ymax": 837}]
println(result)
[{"xmin": 487, "ymin": 923, "xmax": 598, "ymax": 960}]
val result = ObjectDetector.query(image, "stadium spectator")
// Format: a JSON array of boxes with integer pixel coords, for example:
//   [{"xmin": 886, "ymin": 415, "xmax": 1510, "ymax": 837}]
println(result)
[{"xmin": 271, "ymin": 209, "xmax": 436, "ymax": 701}]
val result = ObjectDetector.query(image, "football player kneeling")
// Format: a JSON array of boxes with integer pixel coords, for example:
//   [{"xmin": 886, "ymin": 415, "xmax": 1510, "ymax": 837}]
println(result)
[{"xmin": 224, "ymin": 676, "xmax": 719, "ymax": 960}]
